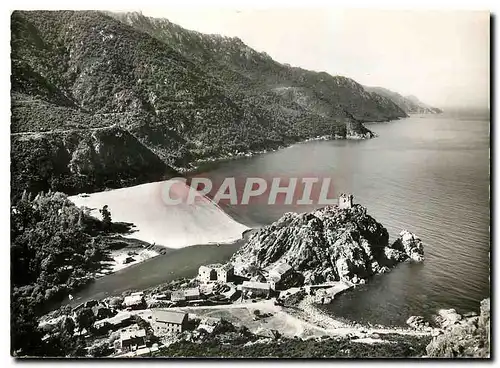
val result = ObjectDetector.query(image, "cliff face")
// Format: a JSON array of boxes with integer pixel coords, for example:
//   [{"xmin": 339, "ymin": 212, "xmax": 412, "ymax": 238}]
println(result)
[
  {"xmin": 426, "ymin": 299, "xmax": 490, "ymax": 358},
  {"xmin": 230, "ymin": 202, "xmax": 424, "ymax": 284},
  {"xmin": 364, "ymin": 86, "xmax": 442, "ymax": 114},
  {"xmin": 11, "ymin": 126, "xmax": 175, "ymax": 196}
]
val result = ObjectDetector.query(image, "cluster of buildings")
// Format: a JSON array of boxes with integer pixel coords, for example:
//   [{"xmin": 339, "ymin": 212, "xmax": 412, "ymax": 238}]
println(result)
[
  {"xmin": 60, "ymin": 259, "xmax": 311, "ymax": 357},
  {"xmin": 196, "ymin": 261, "xmax": 295, "ymax": 300}
]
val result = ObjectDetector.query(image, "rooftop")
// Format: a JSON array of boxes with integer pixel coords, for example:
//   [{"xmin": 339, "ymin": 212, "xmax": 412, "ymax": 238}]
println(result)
[
  {"xmin": 185, "ymin": 288, "xmax": 200, "ymax": 297},
  {"xmin": 271, "ymin": 262, "xmax": 292, "ymax": 275},
  {"xmin": 121, "ymin": 329, "xmax": 146, "ymax": 341},
  {"xmin": 94, "ymin": 312, "xmax": 131, "ymax": 327},
  {"xmin": 153, "ymin": 310, "xmax": 187, "ymax": 324},
  {"xmin": 242, "ymin": 281, "xmax": 271, "ymax": 290},
  {"xmin": 124, "ymin": 294, "xmax": 143, "ymax": 305},
  {"xmin": 199, "ymin": 265, "xmax": 215, "ymax": 271}
]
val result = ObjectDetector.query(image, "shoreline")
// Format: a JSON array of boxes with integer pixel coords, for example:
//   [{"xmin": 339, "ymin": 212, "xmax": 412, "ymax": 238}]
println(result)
[
  {"xmin": 93, "ymin": 228, "xmax": 257, "ymax": 281},
  {"xmin": 96, "ymin": 246, "xmax": 161, "ymax": 277},
  {"xmin": 178, "ymin": 129, "xmax": 378, "ymax": 175},
  {"xmin": 288, "ymin": 296, "xmax": 431, "ymax": 339}
]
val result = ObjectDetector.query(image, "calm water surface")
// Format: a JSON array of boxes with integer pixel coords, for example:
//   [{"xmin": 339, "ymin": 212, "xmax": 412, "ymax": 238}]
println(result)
[
  {"xmin": 196, "ymin": 113, "xmax": 490, "ymax": 325},
  {"xmin": 67, "ymin": 113, "xmax": 490, "ymax": 326}
]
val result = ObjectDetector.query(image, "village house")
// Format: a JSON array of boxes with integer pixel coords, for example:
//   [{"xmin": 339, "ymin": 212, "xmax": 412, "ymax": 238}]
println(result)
[
  {"xmin": 94, "ymin": 312, "xmax": 134, "ymax": 333},
  {"xmin": 198, "ymin": 265, "xmax": 217, "ymax": 282},
  {"xmin": 268, "ymin": 263, "xmax": 293, "ymax": 281},
  {"xmin": 117, "ymin": 329, "xmax": 147, "ymax": 353},
  {"xmin": 184, "ymin": 287, "xmax": 201, "ymax": 301},
  {"xmin": 216, "ymin": 263, "xmax": 234, "ymax": 283},
  {"xmin": 242, "ymin": 281, "xmax": 271, "ymax": 298},
  {"xmin": 152, "ymin": 310, "xmax": 188, "ymax": 336},
  {"xmin": 198, "ymin": 263, "xmax": 235, "ymax": 283},
  {"xmin": 197, "ymin": 317, "xmax": 221, "ymax": 334},
  {"xmin": 267, "ymin": 262, "xmax": 293, "ymax": 289},
  {"xmin": 171, "ymin": 290, "xmax": 186, "ymax": 303},
  {"xmin": 123, "ymin": 294, "xmax": 144, "ymax": 310}
]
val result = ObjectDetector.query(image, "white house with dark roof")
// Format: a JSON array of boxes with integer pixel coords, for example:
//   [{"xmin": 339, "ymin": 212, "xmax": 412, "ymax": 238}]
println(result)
[
  {"xmin": 123, "ymin": 294, "xmax": 144, "ymax": 309},
  {"xmin": 216, "ymin": 263, "xmax": 234, "ymax": 283},
  {"xmin": 184, "ymin": 287, "xmax": 201, "ymax": 301},
  {"xmin": 242, "ymin": 281, "xmax": 271, "ymax": 298},
  {"xmin": 268, "ymin": 262, "xmax": 293, "ymax": 283},
  {"xmin": 152, "ymin": 310, "xmax": 188, "ymax": 335},
  {"xmin": 118, "ymin": 329, "xmax": 146, "ymax": 353},
  {"xmin": 198, "ymin": 265, "xmax": 217, "ymax": 282}
]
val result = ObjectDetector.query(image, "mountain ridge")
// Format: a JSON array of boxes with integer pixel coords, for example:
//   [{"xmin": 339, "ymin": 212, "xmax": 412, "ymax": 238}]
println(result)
[
  {"xmin": 364, "ymin": 86, "xmax": 442, "ymax": 114},
  {"xmin": 11, "ymin": 10, "xmax": 412, "ymax": 198}
]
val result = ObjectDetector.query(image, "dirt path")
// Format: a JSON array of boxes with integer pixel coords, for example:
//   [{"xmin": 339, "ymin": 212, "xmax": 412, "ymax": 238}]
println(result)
[{"xmin": 152, "ymin": 297, "xmax": 431, "ymax": 340}]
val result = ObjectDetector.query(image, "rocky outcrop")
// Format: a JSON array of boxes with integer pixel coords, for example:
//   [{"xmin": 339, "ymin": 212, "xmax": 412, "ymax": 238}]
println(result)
[
  {"xmin": 406, "ymin": 315, "xmax": 430, "ymax": 330},
  {"xmin": 385, "ymin": 230, "xmax": 425, "ymax": 265},
  {"xmin": 230, "ymin": 197, "xmax": 424, "ymax": 284},
  {"xmin": 426, "ymin": 299, "xmax": 490, "ymax": 358}
]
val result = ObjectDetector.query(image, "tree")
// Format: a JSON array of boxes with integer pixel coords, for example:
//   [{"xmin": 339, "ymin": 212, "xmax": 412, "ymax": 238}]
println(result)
[
  {"xmin": 60, "ymin": 316, "xmax": 76, "ymax": 335},
  {"xmin": 11, "ymin": 297, "xmax": 42, "ymax": 356},
  {"xmin": 75, "ymin": 307, "xmax": 96, "ymax": 333},
  {"xmin": 99, "ymin": 205, "xmax": 112, "ymax": 232},
  {"xmin": 89, "ymin": 342, "xmax": 112, "ymax": 357}
]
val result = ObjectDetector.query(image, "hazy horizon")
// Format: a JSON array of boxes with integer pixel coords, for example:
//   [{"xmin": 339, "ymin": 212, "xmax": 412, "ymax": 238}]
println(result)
[{"xmin": 135, "ymin": 8, "xmax": 490, "ymax": 110}]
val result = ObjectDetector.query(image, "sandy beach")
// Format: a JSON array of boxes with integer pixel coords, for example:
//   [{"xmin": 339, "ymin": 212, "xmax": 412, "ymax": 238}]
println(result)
[
  {"xmin": 96, "ymin": 248, "xmax": 161, "ymax": 276},
  {"xmin": 69, "ymin": 179, "xmax": 250, "ymax": 248}
]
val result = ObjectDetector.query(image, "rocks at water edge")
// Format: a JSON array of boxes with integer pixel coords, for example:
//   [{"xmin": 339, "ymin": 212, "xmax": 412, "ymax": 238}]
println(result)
[
  {"xmin": 230, "ymin": 195, "xmax": 424, "ymax": 284},
  {"xmin": 425, "ymin": 298, "xmax": 490, "ymax": 358},
  {"xmin": 385, "ymin": 230, "xmax": 425, "ymax": 265},
  {"xmin": 406, "ymin": 315, "xmax": 429, "ymax": 330}
]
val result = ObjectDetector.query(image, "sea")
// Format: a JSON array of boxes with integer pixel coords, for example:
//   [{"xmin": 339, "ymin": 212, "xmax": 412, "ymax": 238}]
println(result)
[{"xmin": 63, "ymin": 111, "xmax": 490, "ymax": 326}]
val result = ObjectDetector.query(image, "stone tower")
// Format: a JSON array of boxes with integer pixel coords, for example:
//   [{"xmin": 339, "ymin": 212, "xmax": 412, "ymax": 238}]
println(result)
[{"xmin": 338, "ymin": 193, "xmax": 354, "ymax": 209}]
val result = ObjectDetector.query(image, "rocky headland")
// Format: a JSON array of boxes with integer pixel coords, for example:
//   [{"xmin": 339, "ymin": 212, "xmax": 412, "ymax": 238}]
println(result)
[{"xmin": 231, "ymin": 195, "xmax": 424, "ymax": 284}]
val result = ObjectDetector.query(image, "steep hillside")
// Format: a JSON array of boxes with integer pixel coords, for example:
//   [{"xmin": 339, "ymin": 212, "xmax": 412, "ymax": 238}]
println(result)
[
  {"xmin": 364, "ymin": 86, "xmax": 442, "ymax": 114},
  {"xmin": 112, "ymin": 11, "xmax": 407, "ymax": 124},
  {"xmin": 405, "ymin": 95, "xmax": 443, "ymax": 114},
  {"xmin": 11, "ymin": 126, "xmax": 175, "ymax": 196},
  {"xmin": 11, "ymin": 10, "xmax": 407, "ymax": 197}
]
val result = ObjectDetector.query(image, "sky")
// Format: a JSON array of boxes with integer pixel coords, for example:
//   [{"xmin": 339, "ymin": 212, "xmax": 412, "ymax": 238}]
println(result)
[{"xmin": 139, "ymin": 8, "xmax": 490, "ymax": 109}]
